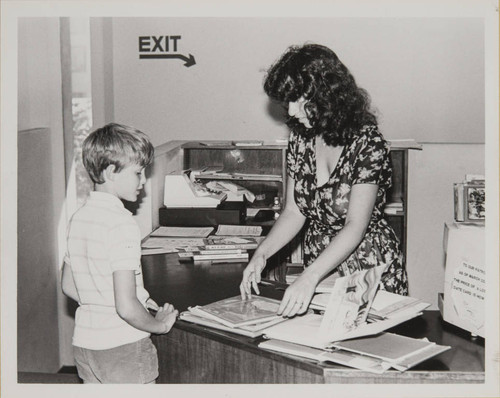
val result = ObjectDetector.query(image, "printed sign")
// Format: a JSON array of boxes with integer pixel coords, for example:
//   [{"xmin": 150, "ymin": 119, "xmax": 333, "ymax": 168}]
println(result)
[{"xmin": 138, "ymin": 35, "xmax": 196, "ymax": 67}]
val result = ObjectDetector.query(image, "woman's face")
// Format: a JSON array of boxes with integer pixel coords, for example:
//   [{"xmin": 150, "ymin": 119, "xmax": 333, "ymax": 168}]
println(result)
[{"xmin": 288, "ymin": 97, "xmax": 312, "ymax": 129}]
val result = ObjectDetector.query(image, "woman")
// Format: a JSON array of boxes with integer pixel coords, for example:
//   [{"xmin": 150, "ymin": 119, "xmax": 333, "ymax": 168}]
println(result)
[{"xmin": 240, "ymin": 44, "xmax": 408, "ymax": 318}]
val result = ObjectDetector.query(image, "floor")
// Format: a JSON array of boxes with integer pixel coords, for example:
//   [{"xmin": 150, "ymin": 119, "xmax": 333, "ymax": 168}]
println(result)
[{"xmin": 18, "ymin": 366, "xmax": 82, "ymax": 384}]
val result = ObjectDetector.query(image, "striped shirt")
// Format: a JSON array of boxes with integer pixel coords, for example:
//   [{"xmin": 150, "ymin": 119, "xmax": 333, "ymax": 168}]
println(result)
[{"xmin": 65, "ymin": 191, "xmax": 150, "ymax": 349}]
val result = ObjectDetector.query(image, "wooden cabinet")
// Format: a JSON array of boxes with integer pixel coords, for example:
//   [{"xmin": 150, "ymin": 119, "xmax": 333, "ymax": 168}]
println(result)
[
  {"xmin": 182, "ymin": 142, "xmax": 287, "ymax": 217},
  {"xmin": 178, "ymin": 140, "xmax": 419, "ymax": 273}
]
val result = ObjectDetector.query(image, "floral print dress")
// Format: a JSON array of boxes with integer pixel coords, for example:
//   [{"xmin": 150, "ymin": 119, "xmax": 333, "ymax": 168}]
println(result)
[{"xmin": 287, "ymin": 125, "xmax": 408, "ymax": 295}]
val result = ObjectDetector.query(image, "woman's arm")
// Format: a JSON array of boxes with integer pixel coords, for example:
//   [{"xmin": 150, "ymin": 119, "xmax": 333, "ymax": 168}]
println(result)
[
  {"xmin": 113, "ymin": 270, "xmax": 178, "ymax": 334},
  {"xmin": 278, "ymin": 183, "xmax": 378, "ymax": 317},
  {"xmin": 240, "ymin": 177, "xmax": 306, "ymax": 299}
]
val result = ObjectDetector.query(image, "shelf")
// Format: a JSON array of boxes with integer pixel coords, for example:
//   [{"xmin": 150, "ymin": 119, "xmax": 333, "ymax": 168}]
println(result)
[
  {"xmin": 195, "ymin": 173, "xmax": 283, "ymax": 183},
  {"xmin": 179, "ymin": 139, "xmax": 417, "ymax": 269}
]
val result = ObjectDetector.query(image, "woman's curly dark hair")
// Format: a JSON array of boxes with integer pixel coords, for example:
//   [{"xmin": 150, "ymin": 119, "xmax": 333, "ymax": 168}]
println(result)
[{"xmin": 264, "ymin": 44, "xmax": 377, "ymax": 146}]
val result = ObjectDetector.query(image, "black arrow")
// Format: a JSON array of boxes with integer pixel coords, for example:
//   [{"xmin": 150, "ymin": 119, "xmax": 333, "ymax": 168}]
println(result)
[{"xmin": 139, "ymin": 53, "xmax": 196, "ymax": 67}]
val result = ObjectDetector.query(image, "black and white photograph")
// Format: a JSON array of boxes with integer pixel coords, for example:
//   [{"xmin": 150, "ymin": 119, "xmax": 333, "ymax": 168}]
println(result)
[{"xmin": 1, "ymin": 0, "xmax": 499, "ymax": 397}]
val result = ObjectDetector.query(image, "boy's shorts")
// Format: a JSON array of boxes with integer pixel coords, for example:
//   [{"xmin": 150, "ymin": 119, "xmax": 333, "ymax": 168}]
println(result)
[{"xmin": 73, "ymin": 337, "xmax": 159, "ymax": 384}]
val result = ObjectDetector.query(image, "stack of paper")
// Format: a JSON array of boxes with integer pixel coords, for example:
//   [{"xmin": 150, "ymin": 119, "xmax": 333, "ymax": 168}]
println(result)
[
  {"xmin": 204, "ymin": 236, "xmax": 265, "ymax": 250},
  {"xmin": 180, "ymin": 296, "xmax": 287, "ymax": 337},
  {"xmin": 178, "ymin": 248, "xmax": 249, "ymax": 263},
  {"xmin": 259, "ymin": 332, "xmax": 449, "ymax": 374},
  {"xmin": 141, "ymin": 226, "xmax": 214, "ymax": 255}
]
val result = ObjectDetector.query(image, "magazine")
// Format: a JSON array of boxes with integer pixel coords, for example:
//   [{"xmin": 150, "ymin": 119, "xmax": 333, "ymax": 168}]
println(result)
[
  {"xmin": 179, "ymin": 311, "xmax": 287, "ymax": 338},
  {"xmin": 188, "ymin": 295, "xmax": 283, "ymax": 328}
]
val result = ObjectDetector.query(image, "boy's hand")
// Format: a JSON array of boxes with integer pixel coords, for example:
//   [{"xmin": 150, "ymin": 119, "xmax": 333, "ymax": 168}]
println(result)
[{"xmin": 155, "ymin": 303, "xmax": 179, "ymax": 334}]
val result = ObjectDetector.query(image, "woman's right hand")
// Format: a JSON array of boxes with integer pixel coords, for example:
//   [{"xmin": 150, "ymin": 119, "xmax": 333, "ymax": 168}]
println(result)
[{"xmin": 240, "ymin": 253, "xmax": 267, "ymax": 300}]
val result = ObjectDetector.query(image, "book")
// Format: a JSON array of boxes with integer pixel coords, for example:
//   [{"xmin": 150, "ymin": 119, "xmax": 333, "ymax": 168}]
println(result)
[
  {"xmin": 179, "ymin": 248, "xmax": 244, "ymax": 257},
  {"xmin": 192, "ymin": 252, "xmax": 249, "ymax": 262},
  {"xmin": 309, "ymin": 289, "xmax": 430, "ymax": 321},
  {"xmin": 262, "ymin": 312, "xmax": 422, "ymax": 349},
  {"xmin": 141, "ymin": 236, "xmax": 206, "ymax": 254},
  {"xmin": 368, "ymin": 290, "xmax": 430, "ymax": 320},
  {"xmin": 188, "ymin": 295, "xmax": 283, "ymax": 328},
  {"xmin": 215, "ymin": 224, "xmax": 263, "ymax": 237},
  {"xmin": 204, "ymin": 236, "xmax": 265, "ymax": 250},
  {"xmin": 263, "ymin": 265, "xmax": 424, "ymax": 346},
  {"xmin": 179, "ymin": 311, "xmax": 287, "ymax": 338},
  {"xmin": 331, "ymin": 332, "xmax": 450, "ymax": 371},
  {"xmin": 150, "ymin": 226, "xmax": 214, "ymax": 238},
  {"xmin": 259, "ymin": 335, "xmax": 450, "ymax": 373},
  {"xmin": 258, "ymin": 339, "xmax": 390, "ymax": 374}
]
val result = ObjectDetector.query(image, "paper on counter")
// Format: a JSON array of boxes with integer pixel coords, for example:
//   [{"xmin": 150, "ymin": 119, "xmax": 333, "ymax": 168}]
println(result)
[
  {"xmin": 150, "ymin": 226, "xmax": 214, "ymax": 238},
  {"xmin": 141, "ymin": 237, "xmax": 206, "ymax": 254},
  {"xmin": 215, "ymin": 224, "xmax": 263, "ymax": 236}
]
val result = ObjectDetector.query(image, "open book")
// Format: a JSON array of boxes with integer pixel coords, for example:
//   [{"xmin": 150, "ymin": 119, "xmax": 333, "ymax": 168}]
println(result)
[
  {"xmin": 310, "ymin": 289, "xmax": 430, "ymax": 321},
  {"xmin": 263, "ymin": 265, "xmax": 422, "ymax": 347}
]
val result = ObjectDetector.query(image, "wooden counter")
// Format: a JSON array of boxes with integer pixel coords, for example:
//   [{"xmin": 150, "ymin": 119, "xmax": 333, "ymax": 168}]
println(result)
[{"xmin": 142, "ymin": 254, "xmax": 485, "ymax": 384}]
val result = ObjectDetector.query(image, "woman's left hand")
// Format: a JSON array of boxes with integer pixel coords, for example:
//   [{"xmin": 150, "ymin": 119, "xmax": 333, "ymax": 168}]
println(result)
[{"xmin": 278, "ymin": 273, "xmax": 317, "ymax": 317}]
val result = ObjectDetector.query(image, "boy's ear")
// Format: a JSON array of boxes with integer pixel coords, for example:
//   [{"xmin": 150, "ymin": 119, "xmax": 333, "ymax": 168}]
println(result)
[{"xmin": 102, "ymin": 164, "xmax": 117, "ymax": 182}]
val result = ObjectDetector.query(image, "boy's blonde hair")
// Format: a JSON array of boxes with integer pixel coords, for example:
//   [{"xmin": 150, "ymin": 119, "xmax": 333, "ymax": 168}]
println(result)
[{"xmin": 82, "ymin": 123, "xmax": 154, "ymax": 184}]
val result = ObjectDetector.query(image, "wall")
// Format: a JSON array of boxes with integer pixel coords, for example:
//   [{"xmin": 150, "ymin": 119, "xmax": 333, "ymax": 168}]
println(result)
[
  {"xmin": 17, "ymin": 18, "xmax": 67, "ymax": 372},
  {"xmin": 407, "ymin": 144, "xmax": 484, "ymax": 305},
  {"xmin": 109, "ymin": 17, "xmax": 484, "ymax": 146},
  {"xmin": 103, "ymin": 17, "xmax": 485, "ymax": 309}
]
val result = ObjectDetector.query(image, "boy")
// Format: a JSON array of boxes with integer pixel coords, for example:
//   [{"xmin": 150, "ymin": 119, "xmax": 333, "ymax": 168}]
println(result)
[{"xmin": 61, "ymin": 123, "xmax": 178, "ymax": 384}]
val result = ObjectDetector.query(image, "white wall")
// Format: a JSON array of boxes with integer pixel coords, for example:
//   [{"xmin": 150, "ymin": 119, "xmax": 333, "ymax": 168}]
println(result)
[
  {"xmin": 407, "ymin": 144, "xmax": 484, "ymax": 307},
  {"xmin": 109, "ymin": 17, "xmax": 484, "ymax": 146},
  {"xmin": 17, "ymin": 18, "xmax": 67, "ymax": 372}
]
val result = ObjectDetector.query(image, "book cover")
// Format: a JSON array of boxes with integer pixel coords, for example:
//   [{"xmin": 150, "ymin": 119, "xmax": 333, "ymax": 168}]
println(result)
[
  {"xmin": 180, "ymin": 311, "xmax": 287, "ymax": 337},
  {"xmin": 189, "ymin": 295, "xmax": 282, "ymax": 328}
]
